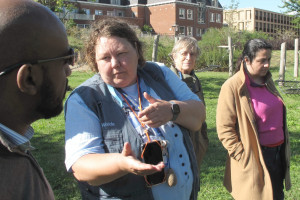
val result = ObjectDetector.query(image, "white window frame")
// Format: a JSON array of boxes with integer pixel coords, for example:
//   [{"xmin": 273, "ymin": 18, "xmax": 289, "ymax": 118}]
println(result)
[
  {"xmin": 77, "ymin": 24, "xmax": 90, "ymax": 29},
  {"xmin": 179, "ymin": 8, "xmax": 185, "ymax": 19},
  {"xmin": 110, "ymin": 0, "xmax": 120, "ymax": 5},
  {"xmin": 210, "ymin": 13, "xmax": 215, "ymax": 22},
  {"xmin": 216, "ymin": 13, "xmax": 221, "ymax": 23},
  {"xmin": 187, "ymin": 26, "xmax": 193, "ymax": 36},
  {"xmin": 107, "ymin": 10, "xmax": 114, "ymax": 16},
  {"xmin": 179, "ymin": 26, "xmax": 185, "ymax": 35},
  {"xmin": 187, "ymin": 9, "xmax": 193, "ymax": 20},
  {"xmin": 95, "ymin": 10, "xmax": 103, "ymax": 15},
  {"xmin": 83, "ymin": 8, "xmax": 90, "ymax": 15}
]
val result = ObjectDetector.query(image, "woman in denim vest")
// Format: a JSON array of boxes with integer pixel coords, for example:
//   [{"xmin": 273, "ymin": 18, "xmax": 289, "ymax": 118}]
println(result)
[{"xmin": 65, "ymin": 18, "xmax": 206, "ymax": 200}]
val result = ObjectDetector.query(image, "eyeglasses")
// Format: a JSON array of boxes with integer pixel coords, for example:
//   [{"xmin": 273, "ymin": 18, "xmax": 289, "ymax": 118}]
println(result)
[
  {"xmin": 179, "ymin": 51, "xmax": 196, "ymax": 58},
  {"xmin": 0, "ymin": 48, "xmax": 75, "ymax": 77}
]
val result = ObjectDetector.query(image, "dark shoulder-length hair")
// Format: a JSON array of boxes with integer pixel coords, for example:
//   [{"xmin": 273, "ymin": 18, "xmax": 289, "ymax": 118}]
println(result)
[
  {"xmin": 85, "ymin": 17, "xmax": 145, "ymax": 72},
  {"xmin": 235, "ymin": 38, "xmax": 272, "ymax": 73}
]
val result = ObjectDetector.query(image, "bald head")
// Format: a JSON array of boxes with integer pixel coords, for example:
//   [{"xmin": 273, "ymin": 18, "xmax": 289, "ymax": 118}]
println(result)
[{"xmin": 0, "ymin": 0, "xmax": 68, "ymax": 70}]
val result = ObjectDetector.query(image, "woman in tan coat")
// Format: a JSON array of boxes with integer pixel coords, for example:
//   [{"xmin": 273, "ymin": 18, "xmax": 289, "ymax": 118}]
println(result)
[{"xmin": 216, "ymin": 39, "xmax": 291, "ymax": 200}]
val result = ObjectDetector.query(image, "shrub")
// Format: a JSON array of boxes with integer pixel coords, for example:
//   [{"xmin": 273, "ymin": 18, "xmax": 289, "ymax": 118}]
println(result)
[{"xmin": 198, "ymin": 27, "xmax": 270, "ymax": 71}]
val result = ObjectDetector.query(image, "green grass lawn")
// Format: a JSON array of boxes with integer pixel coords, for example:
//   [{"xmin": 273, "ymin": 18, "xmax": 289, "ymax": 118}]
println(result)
[{"xmin": 31, "ymin": 50, "xmax": 299, "ymax": 199}]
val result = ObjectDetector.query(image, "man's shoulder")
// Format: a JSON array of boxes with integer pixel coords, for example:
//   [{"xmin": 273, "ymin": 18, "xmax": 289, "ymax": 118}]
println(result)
[{"xmin": 0, "ymin": 147, "xmax": 55, "ymax": 199}]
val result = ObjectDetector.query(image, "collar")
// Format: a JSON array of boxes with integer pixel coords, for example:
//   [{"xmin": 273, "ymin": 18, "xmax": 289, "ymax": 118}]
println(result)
[
  {"xmin": 0, "ymin": 123, "xmax": 35, "ymax": 151},
  {"xmin": 173, "ymin": 66, "xmax": 195, "ymax": 80}
]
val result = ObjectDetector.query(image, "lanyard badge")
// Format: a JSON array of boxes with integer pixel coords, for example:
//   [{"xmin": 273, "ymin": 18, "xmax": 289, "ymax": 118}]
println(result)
[{"xmin": 118, "ymin": 77, "xmax": 177, "ymax": 187}]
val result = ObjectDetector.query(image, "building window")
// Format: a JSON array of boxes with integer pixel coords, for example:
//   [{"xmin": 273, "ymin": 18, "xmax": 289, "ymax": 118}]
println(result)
[
  {"xmin": 187, "ymin": 9, "xmax": 193, "ymax": 20},
  {"xmin": 179, "ymin": 26, "xmax": 185, "ymax": 35},
  {"xmin": 198, "ymin": 7, "xmax": 205, "ymax": 23},
  {"xmin": 210, "ymin": 13, "xmax": 215, "ymax": 22},
  {"xmin": 77, "ymin": 24, "xmax": 90, "ymax": 29},
  {"xmin": 182, "ymin": 0, "xmax": 191, "ymax": 2},
  {"xmin": 83, "ymin": 8, "xmax": 90, "ymax": 15},
  {"xmin": 216, "ymin": 13, "xmax": 221, "ymax": 23},
  {"xmin": 110, "ymin": 0, "xmax": 120, "ymax": 5},
  {"xmin": 107, "ymin": 11, "xmax": 114, "ymax": 16},
  {"xmin": 187, "ymin": 26, "xmax": 193, "ymax": 36},
  {"xmin": 95, "ymin": 10, "xmax": 103, "ymax": 15},
  {"xmin": 116, "ymin": 10, "xmax": 124, "ymax": 17},
  {"xmin": 179, "ymin": 8, "xmax": 185, "ymax": 19},
  {"xmin": 196, "ymin": 28, "xmax": 200, "ymax": 36},
  {"xmin": 246, "ymin": 10, "xmax": 251, "ymax": 20},
  {"xmin": 258, "ymin": 11, "xmax": 261, "ymax": 20},
  {"xmin": 212, "ymin": 0, "xmax": 218, "ymax": 7}
]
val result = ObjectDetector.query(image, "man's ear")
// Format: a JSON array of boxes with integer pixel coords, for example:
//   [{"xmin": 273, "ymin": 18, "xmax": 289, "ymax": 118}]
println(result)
[{"xmin": 16, "ymin": 64, "xmax": 43, "ymax": 95}]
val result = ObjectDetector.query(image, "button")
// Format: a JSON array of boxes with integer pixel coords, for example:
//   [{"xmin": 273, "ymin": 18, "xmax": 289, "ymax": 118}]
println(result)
[
  {"xmin": 175, "ymin": 133, "xmax": 178, "ymax": 137},
  {"xmin": 171, "ymin": 124, "xmax": 175, "ymax": 128},
  {"xmin": 182, "ymin": 163, "xmax": 185, "ymax": 166},
  {"xmin": 179, "ymin": 154, "xmax": 182, "ymax": 158},
  {"xmin": 185, "ymin": 172, "xmax": 188, "ymax": 175}
]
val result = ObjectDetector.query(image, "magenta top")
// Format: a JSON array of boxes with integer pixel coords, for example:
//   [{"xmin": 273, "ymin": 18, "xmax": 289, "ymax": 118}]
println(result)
[{"xmin": 245, "ymin": 72, "xmax": 284, "ymax": 146}]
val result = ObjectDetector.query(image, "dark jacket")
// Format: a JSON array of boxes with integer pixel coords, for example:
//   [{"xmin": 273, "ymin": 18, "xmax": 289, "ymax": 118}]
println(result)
[{"xmin": 0, "ymin": 130, "xmax": 55, "ymax": 200}]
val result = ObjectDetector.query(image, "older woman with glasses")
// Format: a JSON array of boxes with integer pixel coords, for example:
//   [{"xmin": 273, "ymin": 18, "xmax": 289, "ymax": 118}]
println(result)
[
  {"xmin": 170, "ymin": 36, "xmax": 209, "ymax": 169},
  {"xmin": 64, "ymin": 18, "xmax": 205, "ymax": 200}
]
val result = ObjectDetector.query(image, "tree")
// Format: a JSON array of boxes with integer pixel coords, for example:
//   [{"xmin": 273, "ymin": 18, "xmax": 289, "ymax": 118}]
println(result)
[
  {"xmin": 142, "ymin": 25, "xmax": 153, "ymax": 34},
  {"xmin": 280, "ymin": 0, "xmax": 300, "ymax": 28},
  {"xmin": 34, "ymin": 0, "xmax": 63, "ymax": 12},
  {"xmin": 223, "ymin": 0, "xmax": 240, "ymax": 29},
  {"xmin": 34, "ymin": 0, "xmax": 76, "ymax": 28}
]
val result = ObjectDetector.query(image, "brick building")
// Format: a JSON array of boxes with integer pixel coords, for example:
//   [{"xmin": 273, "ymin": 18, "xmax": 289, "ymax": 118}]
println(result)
[
  {"xmin": 57, "ymin": 0, "xmax": 224, "ymax": 40},
  {"xmin": 223, "ymin": 8, "xmax": 299, "ymax": 36}
]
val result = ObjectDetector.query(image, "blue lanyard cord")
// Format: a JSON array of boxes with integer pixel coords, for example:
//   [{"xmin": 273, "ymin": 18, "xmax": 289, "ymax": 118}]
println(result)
[{"xmin": 178, "ymin": 71, "xmax": 183, "ymax": 80}]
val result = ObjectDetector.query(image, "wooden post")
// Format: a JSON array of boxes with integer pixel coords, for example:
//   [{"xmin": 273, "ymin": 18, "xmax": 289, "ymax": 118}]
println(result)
[
  {"xmin": 228, "ymin": 36, "xmax": 233, "ymax": 77},
  {"xmin": 152, "ymin": 35, "xmax": 160, "ymax": 62},
  {"xmin": 294, "ymin": 38, "xmax": 299, "ymax": 78},
  {"xmin": 279, "ymin": 42, "xmax": 286, "ymax": 86}
]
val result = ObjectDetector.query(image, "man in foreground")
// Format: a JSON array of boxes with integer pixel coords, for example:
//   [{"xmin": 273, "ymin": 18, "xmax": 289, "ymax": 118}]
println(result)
[{"xmin": 0, "ymin": 0, "xmax": 73, "ymax": 199}]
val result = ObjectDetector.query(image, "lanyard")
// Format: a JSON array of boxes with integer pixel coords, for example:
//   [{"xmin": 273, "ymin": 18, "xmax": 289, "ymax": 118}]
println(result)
[
  {"xmin": 178, "ymin": 71, "xmax": 183, "ymax": 80},
  {"xmin": 118, "ymin": 77, "xmax": 152, "ymax": 142}
]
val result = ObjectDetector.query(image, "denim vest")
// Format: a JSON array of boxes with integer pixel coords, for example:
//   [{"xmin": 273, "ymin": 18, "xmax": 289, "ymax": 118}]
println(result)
[{"xmin": 66, "ymin": 62, "xmax": 199, "ymax": 200}]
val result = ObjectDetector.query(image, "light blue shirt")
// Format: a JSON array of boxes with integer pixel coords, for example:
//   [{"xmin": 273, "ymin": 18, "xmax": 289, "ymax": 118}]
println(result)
[
  {"xmin": 65, "ymin": 64, "xmax": 201, "ymax": 200},
  {"xmin": 0, "ymin": 123, "xmax": 34, "ymax": 150}
]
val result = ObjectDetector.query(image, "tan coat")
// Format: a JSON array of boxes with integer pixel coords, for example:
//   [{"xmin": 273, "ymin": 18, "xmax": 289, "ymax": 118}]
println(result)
[{"xmin": 216, "ymin": 66, "xmax": 291, "ymax": 200}]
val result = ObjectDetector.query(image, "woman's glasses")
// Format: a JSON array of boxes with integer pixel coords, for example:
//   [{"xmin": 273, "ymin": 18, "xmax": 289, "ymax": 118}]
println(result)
[{"xmin": 0, "ymin": 48, "xmax": 75, "ymax": 77}]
